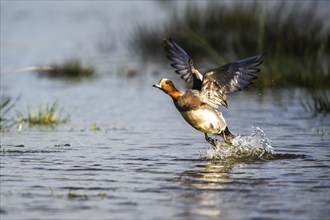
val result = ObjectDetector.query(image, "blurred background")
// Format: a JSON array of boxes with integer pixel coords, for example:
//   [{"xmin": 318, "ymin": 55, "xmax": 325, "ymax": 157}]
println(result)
[{"xmin": 1, "ymin": 1, "xmax": 329, "ymax": 128}]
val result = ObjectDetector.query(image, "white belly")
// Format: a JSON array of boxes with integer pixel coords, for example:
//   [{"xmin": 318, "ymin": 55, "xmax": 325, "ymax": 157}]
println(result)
[{"xmin": 179, "ymin": 109, "xmax": 227, "ymax": 134}]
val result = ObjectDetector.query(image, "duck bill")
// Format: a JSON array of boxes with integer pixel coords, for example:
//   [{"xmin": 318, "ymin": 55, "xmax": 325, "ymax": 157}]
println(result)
[{"xmin": 153, "ymin": 83, "xmax": 162, "ymax": 89}]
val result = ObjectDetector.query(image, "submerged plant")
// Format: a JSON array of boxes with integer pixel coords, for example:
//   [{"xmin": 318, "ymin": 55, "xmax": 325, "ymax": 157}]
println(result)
[
  {"xmin": 37, "ymin": 58, "xmax": 95, "ymax": 79},
  {"xmin": 0, "ymin": 97, "xmax": 17, "ymax": 132},
  {"xmin": 17, "ymin": 101, "xmax": 70, "ymax": 128}
]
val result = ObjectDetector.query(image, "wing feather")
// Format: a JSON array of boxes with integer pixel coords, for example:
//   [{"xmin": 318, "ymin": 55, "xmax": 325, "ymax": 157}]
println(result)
[
  {"xmin": 201, "ymin": 53, "xmax": 267, "ymax": 108},
  {"xmin": 164, "ymin": 39, "xmax": 203, "ymax": 89}
]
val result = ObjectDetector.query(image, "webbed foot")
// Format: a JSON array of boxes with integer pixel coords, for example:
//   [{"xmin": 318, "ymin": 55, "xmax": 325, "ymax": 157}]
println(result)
[
  {"xmin": 222, "ymin": 127, "xmax": 235, "ymax": 144},
  {"xmin": 204, "ymin": 133, "xmax": 217, "ymax": 149}
]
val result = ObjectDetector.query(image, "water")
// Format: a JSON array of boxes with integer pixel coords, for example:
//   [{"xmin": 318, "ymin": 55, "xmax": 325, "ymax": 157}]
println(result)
[
  {"xmin": 1, "ymin": 2, "xmax": 330, "ymax": 220},
  {"xmin": 206, "ymin": 127, "xmax": 275, "ymax": 161}
]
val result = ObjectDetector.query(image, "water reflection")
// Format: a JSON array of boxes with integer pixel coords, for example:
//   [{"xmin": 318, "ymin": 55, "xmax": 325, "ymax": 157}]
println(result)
[
  {"xmin": 176, "ymin": 161, "xmax": 234, "ymax": 218},
  {"xmin": 179, "ymin": 162, "xmax": 233, "ymax": 190}
]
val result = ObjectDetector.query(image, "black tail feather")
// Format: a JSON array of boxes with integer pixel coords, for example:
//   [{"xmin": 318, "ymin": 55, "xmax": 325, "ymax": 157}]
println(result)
[{"xmin": 219, "ymin": 127, "xmax": 235, "ymax": 144}]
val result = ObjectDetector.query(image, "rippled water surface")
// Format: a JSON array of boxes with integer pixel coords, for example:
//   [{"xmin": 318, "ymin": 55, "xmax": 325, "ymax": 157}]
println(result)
[{"xmin": 1, "ymin": 2, "xmax": 330, "ymax": 220}]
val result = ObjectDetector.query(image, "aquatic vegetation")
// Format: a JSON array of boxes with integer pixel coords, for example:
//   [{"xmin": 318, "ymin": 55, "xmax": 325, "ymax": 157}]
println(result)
[
  {"xmin": 1, "ymin": 97, "xmax": 70, "ymax": 130},
  {"xmin": 0, "ymin": 145, "xmax": 24, "ymax": 155},
  {"xmin": 67, "ymin": 191, "xmax": 88, "ymax": 200},
  {"xmin": 53, "ymin": 143, "xmax": 71, "ymax": 147},
  {"xmin": 131, "ymin": 1, "xmax": 329, "ymax": 88},
  {"xmin": 47, "ymin": 188, "xmax": 107, "ymax": 200},
  {"xmin": 37, "ymin": 58, "xmax": 95, "ymax": 79},
  {"xmin": 0, "ymin": 97, "xmax": 17, "ymax": 132},
  {"xmin": 17, "ymin": 101, "xmax": 70, "ymax": 128},
  {"xmin": 1, "ymin": 146, "xmax": 11, "ymax": 156},
  {"xmin": 90, "ymin": 123, "xmax": 101, "ymax": 132},
  {"xmin": 301, "ymin": 90, "xmax": 330, "ymax": 116}
]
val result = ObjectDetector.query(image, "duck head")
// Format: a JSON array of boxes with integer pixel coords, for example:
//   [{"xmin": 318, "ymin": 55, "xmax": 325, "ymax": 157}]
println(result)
[{"xmin": 153, "ymin": 78, "xmax": 182, "ymax": 99}]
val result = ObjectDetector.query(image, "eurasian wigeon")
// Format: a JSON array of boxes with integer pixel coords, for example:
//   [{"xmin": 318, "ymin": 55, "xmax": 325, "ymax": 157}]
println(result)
[{"xmin": 153, "ymin": 39, "xmax": 266, "ymax": 147}]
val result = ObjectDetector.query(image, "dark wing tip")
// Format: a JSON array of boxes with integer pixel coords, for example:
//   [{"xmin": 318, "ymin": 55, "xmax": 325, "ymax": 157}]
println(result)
[
  {"xmin": 256, "ymin": 52, "xmax": 268, "ymax": 62},
  {"xmin": 163, "ymin": 38, "xmax": 170, "ymax": 43},
  {"xmin": 223, "ymin": 100, "xmax": 228, "ymax": 108},
  {"xmin": 261, "ymin": 51, "xmax": 269, "ymax": 56},
  {"xmin": 163, "ymin": 38, "xmax": 174, "ymax": 47}
]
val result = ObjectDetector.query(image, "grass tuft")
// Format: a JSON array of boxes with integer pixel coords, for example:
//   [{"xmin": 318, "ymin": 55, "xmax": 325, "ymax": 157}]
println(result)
[
  {"xmin": 37, "ymin": 58, "xmax": 95, "ymax": 79},
  {"xmin": 17, "ymin": 101, "xmax": 70, "ymax": 128}
]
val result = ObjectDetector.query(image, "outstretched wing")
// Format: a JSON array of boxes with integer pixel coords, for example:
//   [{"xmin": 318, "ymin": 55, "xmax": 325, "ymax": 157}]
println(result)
[
  {"xmin": 201, "ymin": 53, "xmax": 267, "ymax": 108},
  {"xmin": 164, "ymin": 39, "xmax": 203, "ymax": 90}
]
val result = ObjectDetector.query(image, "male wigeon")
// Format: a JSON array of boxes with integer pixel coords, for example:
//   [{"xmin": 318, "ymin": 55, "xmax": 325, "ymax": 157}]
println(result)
[{"xmin": 153, "ymin": 39, "xmax": 266, "ymax": 147}]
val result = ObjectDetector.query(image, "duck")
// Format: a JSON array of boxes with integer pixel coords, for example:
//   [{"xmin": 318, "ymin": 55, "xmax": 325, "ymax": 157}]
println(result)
[{"xmin": 153, "ymin": 38, "xmax": 266, "ymax": 147}]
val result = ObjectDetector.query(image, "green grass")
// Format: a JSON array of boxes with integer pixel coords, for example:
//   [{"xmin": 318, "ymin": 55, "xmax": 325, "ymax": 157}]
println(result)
[
  {"xmin": 17, "ymin": 101, "xmax": 70, "ymax": 127},
  {"xmin": 131, "ymin": 1, "xmax": 329, "ymax": 89},
  {"xmin": 37, "ymin": 58, "xmax": 95, "ymax": 79},
  {"xmin": 1, "ymin": 98, "xmax": 70, "ymax": 131},
  {"xmin": 0, "ymin": 97, "xmax": 17, "ymax": 132}
]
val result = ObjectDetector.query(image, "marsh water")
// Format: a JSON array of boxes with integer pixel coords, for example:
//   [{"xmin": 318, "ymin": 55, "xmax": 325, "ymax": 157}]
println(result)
[{"xmin": 1, "ymin": 2, "xmax": 330, "ymax": 220}]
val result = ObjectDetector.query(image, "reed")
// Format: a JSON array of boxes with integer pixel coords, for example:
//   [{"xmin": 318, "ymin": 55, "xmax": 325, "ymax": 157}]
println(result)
[
  {"xmin": 0, "ymin": 97, "xmax": 17, "ymax": 132},
  {"xmin": 131, "ymin": 1, "xmax": 329, "ymax": 89},
  {"xmin": 301, "ymin": 90, "xmax": 330, "ymax": 116}
]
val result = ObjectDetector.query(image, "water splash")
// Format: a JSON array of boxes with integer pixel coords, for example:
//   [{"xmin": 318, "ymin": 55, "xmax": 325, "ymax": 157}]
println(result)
[{"xmin": 206, "ymin": 127, "xmax": 274, "ymax": 161}]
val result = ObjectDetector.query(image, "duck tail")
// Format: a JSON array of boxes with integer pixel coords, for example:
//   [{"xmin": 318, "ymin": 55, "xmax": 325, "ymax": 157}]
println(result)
[{"xmin": 220, "ymin": 127, "xmax": 235, "ymax": 144}]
